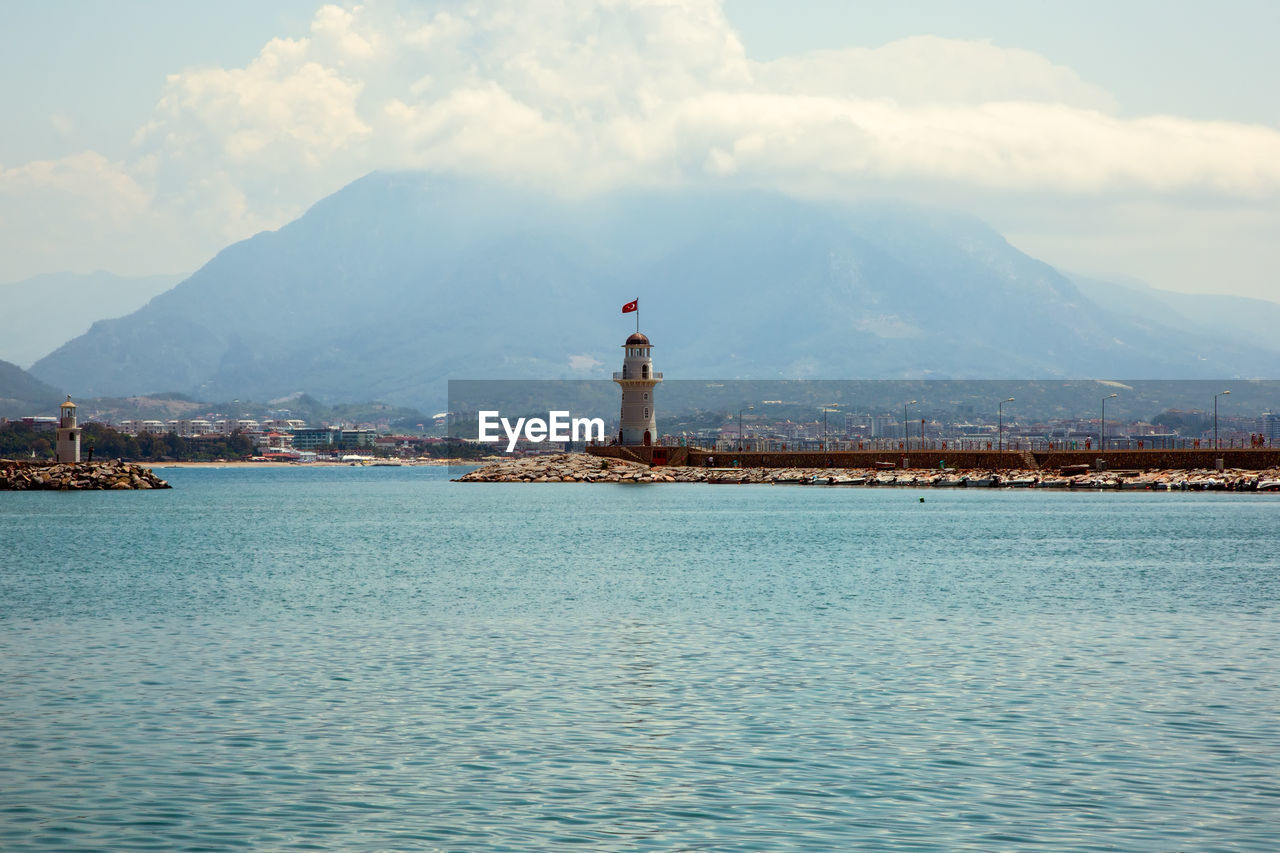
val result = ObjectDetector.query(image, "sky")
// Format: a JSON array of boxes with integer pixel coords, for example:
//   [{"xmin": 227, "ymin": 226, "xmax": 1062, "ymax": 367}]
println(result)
[{"xmin": 2, "ymin": 0, "xmax": 1278, "ymax": 300}]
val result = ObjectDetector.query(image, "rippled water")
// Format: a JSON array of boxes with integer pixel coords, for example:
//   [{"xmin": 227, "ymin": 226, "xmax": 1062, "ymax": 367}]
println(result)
[{"xmin": 2, "ymin": 467, "xmax": 1278, "ymax": 850}]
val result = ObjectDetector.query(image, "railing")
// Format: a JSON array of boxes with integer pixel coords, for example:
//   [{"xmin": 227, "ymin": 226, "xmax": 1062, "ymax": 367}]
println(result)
[
  {"xmin": 612, "ymin": 372, "xmax": 663, "ymax": 380},
  {"xmin": 662, "ymin": 436, "xmax": 1273, "ymax": 452}
]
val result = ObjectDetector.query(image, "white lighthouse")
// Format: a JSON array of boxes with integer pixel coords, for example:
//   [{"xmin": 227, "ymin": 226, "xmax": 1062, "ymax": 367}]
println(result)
[
  {"xmin": 613, "ymin": 332, "xmax": 662, "ymax": 445},
  {"xmin": 55, "ymin": 396, "xmax": 81, "ymax": 463}
]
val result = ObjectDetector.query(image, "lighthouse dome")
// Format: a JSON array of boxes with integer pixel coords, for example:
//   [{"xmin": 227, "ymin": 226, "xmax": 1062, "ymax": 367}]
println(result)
[{"xmin": 625, "ymin": 332, "xmax": 651, "ymax": 346}]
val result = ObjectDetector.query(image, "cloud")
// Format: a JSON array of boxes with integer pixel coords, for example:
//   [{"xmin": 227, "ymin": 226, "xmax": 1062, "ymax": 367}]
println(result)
[
  {"xmin": 755, "ymin": 36, "xmax": 1119, "ymax": 111},
  {"xmin": 4, "ymin": 0, "xmax": 1280, "ymax": 292},
  {"xmin": 127, "ymin": 0, "xmax": 1280, "ymax": 200},
  {"xmin": 0, "ymin": 152, "xmax": 152, "ymax": 272},
  {"xmin": 49, "ymin": 111, "xmax": 76, "ymax": 137}
]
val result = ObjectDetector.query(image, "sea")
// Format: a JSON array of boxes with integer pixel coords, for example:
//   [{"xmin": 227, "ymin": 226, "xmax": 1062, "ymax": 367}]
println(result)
[{"xmin": 1, "ymin": 465, "xmax": 1277, "ymax": 851}]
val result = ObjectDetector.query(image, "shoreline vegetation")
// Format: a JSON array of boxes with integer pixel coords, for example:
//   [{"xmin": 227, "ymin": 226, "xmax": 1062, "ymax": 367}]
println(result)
[{"xmin": 456, "ymin": 453, "xmax": 1280, "ymax": 491}]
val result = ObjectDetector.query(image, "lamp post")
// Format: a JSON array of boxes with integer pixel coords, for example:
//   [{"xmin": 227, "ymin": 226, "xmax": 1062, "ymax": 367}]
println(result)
[
  {"xmin": 1215, "ymin": 390, "xmax": 1230, "ymax": 449},
  {"xmin": 998, "ymin": 397, "xmax": 1014, "ymax": 452},
  {"xmin": 738, "ymin": 405, "xmax": 753, "ymax": 451},
  {"xmin": 903, "ymin": 400, "xmax": 917, "ymax": 450},
  {"xmin": 1101, "ymin": 393, "xmax": 1118, "ymax": 452},
  {"xmin": 820, "ymin": 405, "xmax": 839, "ymax": 450}
]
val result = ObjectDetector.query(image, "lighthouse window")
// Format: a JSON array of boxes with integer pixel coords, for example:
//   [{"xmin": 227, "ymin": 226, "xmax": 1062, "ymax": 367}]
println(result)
[
  {"xmin": 642, "ymin": 365, "xmax": 649, "ymax": 378},
  {"xmin": 644, "ymin": 408, "xmax": 649, "ymax": 419},
  {"xmin": 643, "ymin": 393, "xmax": 648, "ymax": 401}
]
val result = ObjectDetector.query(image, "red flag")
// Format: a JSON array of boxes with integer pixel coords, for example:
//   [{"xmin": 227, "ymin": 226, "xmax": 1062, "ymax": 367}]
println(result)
[{"xmin": 621, "ymin": 299, "xmax": 638, "ymax": 314}]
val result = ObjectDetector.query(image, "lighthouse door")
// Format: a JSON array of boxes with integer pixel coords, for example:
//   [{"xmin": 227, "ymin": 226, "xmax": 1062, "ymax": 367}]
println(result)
[{"xmin": 643, "ymin": 430, "xmax": 652, "ymax": 446}]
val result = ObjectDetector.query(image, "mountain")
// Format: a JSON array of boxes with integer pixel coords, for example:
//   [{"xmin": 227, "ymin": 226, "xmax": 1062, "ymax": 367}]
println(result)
[
  {"xmin": 1071, "ymin": 274, "xmax": 1280, "ymax": 359},
  {"xmin": 0, "ymin": 270, "xmax": 185, "ymax": 367},
  {"xmin": 0, "ymin": 358, "xmax": 63, "ymax": 417},
  {"xmin": 30, "ymin": 172, "xmax": 1280, "ymax": 411}
]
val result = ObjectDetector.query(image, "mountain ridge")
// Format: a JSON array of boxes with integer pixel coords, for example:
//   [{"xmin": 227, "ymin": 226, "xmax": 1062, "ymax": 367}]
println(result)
[
  {"xmin": 0, "ymin": 270, "xmax": 185, "ymax": 367},
  {"xmin": 30, "ymin": 172, "xmax": 1280, "ymax": 411}
]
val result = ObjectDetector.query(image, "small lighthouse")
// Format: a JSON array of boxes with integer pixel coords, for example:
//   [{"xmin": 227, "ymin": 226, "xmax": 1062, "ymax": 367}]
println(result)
[
  {"xmin": 613, "ymin": 332, "xmax": 662, "ymax": 445},
  {"xmin": 55, "ymin": 396, "xmax": 81, "ymax": 463}
]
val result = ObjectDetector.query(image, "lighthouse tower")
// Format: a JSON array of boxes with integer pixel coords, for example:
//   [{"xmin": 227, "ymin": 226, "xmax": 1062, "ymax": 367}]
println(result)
[
  {"xmin": 613, "ymin": 332, "xmax": 662, "ymax": 445},
  {"xmin": 55, "ymin": 396, "xmax": 81, "ymax": 463}
]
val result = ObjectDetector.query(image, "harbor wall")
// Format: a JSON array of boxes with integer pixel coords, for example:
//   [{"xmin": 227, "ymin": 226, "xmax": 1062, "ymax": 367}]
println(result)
[{"xmin": 586, "ymin": 446, "xmax": 1280, "ymax": 471}]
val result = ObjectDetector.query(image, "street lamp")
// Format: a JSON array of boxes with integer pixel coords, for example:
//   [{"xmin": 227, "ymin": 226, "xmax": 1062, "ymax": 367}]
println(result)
[
  {"xmin": 738, "ymin": 405, "xmax": 753, "ymax": 451},
  {"xmin": 1215, "ymin": 390, "xmax": 1230, "ymax": 449},
  {"xmin": 820, "ymin": 405, "xmax": 839, "ymax": 449},
  {"xmin": 903, "ymin": 400, "xmax": 917, "ymax": 450},
  {"xmin": 998, "ymin": 397, "xmax": 1014, "ymax": 452},
  {"xmin": 1101, "ymin": 393, "xmax": 1118, "ymax": 452}
]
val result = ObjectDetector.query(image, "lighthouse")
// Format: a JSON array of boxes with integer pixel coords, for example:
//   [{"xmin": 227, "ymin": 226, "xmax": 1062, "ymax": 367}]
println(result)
[
  {"xmin": 55, "ymin": 396, "xmax": 81, "ymax": 463},
  {"xmin": 613, "ymin": 332, "xmax": 662, "ymax": 445}
]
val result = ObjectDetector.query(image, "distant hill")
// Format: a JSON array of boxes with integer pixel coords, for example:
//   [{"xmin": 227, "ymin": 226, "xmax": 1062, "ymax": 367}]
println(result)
[
  {"xmin": 0, "ymin": 270, "xmax": 184, "ymax": 367},
  {"xmin": 0, "ymin": 358, "xmax": 62, "ymax": 417},
  {"xmin": 1071, "ymin": 274, "xmax": 1280, "ymax": 361},
  {"xmin": 30, "ymin": 173, "xmax": 1280, "ymax": 411}
]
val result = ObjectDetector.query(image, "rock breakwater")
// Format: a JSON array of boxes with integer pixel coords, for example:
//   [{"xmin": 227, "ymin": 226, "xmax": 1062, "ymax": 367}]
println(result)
[
  {"xmin": 455, "ymin": 454, "xmax": 1280, "ymax": 491},
  {"xmin": 0, "ymin": 460, "xmax": 171, "ymax": 491}
]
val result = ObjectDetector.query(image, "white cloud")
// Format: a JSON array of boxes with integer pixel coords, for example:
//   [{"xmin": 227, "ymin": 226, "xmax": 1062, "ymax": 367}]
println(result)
[
  {"xmin": 755, "ymin": 36, "xmax": 1119, "ymax": 111},
  {"xmin": 3, "ymin": 0, "xmax": 1279, "ymax": 296},
  {"xmin": 49, "ymin": 111, "xmax": 76, "ymax": 137}
]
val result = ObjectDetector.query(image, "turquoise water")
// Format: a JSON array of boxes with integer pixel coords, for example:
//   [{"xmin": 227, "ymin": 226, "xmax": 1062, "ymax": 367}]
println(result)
[{"xmin": 2, "ymin": 466, "xmax": 1278, "ymax": 851}]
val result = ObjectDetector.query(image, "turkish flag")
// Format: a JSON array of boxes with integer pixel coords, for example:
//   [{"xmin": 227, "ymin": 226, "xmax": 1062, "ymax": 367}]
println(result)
[{"xmin": 621, "ymin": 299, "xmax": 638, "ymax": 314}]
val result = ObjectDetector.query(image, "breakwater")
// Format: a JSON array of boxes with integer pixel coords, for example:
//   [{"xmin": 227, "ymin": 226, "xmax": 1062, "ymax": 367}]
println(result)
[
  {"xmin": 456, "ymin": 454, "xmax": 1280, "ymax": 490},
  {"xmin": 587, "ymin": 446, "xmax": 1280, "ymax": 471},
  {"xmin": 1, "ymin": 460, "xmax": 171, "ymax": 491}
]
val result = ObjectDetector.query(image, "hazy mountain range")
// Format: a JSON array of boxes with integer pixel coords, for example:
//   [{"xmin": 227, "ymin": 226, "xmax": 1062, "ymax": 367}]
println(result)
[
  {"xmin": 24, "ymin": 172, "xmax": 1280, "ymax": 413},
  {"xmin": 1070, "ymin": 273, "xmax": 1280, "ymax": 360},
  {"xmin": 0, "ymin": 358, "xmax": 62, "ymax": 414},
  {"xmin": 0, "ymin": 270, "xmax": 184, "ymax": 368}
]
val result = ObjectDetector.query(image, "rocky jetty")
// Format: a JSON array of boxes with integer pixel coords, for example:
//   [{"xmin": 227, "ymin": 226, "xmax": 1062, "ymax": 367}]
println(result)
[
  {"xmin": 455, "ymin": 454, "xmax": 1280, "ymax": 492},
  {"xmin": 0, "ymin": 460, "xmax": 171, "ymax": 491}
]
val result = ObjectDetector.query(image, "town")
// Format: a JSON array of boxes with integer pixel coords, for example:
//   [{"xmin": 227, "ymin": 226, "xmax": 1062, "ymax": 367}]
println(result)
[{"xmin": 5, "ymin": 398, "xmax": 1279, "ymax": 463}]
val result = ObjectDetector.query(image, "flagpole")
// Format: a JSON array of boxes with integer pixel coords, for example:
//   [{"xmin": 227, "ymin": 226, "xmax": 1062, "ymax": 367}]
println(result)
[{"xmin": 636, "ymin": 299, "xmax": 640, "ymax": 334}]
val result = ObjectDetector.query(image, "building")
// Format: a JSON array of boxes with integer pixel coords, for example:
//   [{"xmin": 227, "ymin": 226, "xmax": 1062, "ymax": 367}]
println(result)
[
  {"xmin": 289, "ymin": 427, "xmax": 377, "ymax": 450},
  {"xmin": 1263, "ymin": 412, "xmax": 1280, "ymax": 444},
  {"xmin": 612, "ymin": 331, "xmax": 662, "ymax": 445},
  {"xmin": 55, "ymin": 397, "xmax": 81, "ymax": 463}
]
